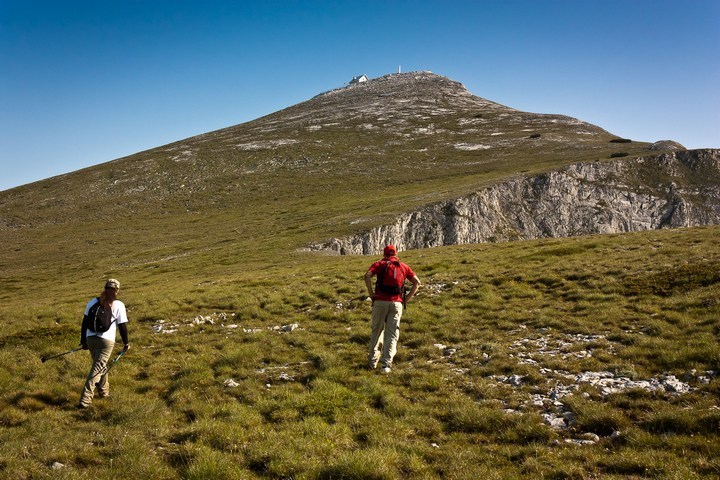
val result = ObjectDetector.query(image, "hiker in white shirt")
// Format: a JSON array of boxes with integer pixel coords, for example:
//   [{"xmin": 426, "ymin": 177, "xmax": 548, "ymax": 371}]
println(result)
[{"xmin": 78, "ymin": 278, "xmax": 129, "ymax": 408}]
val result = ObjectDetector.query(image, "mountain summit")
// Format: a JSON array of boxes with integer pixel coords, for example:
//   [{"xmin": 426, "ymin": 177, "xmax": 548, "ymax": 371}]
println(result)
[
  {"xmin": 0, "ymin": 72, "xmax": 716, "ymax": 277},
  {"xmin": 0, "ymin": 72, "xmax": 661, "ymax": 223}
]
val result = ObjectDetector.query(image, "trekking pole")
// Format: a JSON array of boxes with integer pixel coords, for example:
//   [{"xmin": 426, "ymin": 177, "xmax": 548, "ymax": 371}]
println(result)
[
  {"xmin": 104, "ymin": 349, "xmax": 127, "ymax": 374},
  {"xmin": 40, "ymin": 347, "xmax": 83, "ymax": 363}
]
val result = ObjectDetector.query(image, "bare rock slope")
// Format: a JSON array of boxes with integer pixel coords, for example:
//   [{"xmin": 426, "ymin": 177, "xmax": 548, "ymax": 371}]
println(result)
[{"xmin": 310, "ymin": 149, "xmax": 720, "ymax": 255}]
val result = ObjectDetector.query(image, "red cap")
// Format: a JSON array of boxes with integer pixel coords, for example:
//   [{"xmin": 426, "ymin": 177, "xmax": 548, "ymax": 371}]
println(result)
[{"xmin": 383, "ymin": 245, "xmax": 397, "ymax": 256}]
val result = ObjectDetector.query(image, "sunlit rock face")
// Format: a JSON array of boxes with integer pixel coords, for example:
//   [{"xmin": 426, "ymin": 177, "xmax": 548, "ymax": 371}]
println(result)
[{"xmin": 310, "ymin": 149, "xmax": 720, "ymax": 255}]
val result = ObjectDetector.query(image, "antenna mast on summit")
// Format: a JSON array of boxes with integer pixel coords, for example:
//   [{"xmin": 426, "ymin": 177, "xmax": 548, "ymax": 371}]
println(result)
[{"xmin": 398, "ymin": 65, "xmax": 401, "ymax": 74}]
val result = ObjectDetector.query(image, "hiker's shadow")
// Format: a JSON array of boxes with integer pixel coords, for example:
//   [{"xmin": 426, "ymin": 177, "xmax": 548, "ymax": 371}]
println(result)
[{"xmin": 7, "ymin": 390, "xmax": 71, "ymax": 414}]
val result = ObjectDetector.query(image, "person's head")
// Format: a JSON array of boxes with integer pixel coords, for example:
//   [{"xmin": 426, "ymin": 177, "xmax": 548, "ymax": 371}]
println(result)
[
  {"xmin": 383, "ymin": 245, "xmax": 397, "ymax": 258},
  {"xmin": 100, "ymin": 278, "xmax": 120, "ymax": 305}
]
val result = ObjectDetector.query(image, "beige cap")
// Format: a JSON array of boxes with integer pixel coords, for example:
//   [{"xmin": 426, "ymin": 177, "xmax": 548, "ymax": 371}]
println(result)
[{"xmin": 105, "ymin": 278, "xmax": 120, "ymax": 290}]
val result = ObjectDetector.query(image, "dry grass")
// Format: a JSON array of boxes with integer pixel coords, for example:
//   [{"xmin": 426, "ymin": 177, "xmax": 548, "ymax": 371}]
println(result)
[{"xmin": 0, "ymin": 227, "xmax": 718, "ymax": 479}]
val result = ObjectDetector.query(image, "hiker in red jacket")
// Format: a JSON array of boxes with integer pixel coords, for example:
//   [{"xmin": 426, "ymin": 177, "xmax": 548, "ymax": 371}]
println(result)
[{"xmin": 364, "ymin": 245, "xmax": 421, "ymax": 373}]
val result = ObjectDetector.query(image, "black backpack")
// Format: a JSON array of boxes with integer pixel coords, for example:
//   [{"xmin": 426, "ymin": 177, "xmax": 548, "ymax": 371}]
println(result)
[{"xmin": 87, "ymin": 298, "xmax": 115, "ymax": 333}]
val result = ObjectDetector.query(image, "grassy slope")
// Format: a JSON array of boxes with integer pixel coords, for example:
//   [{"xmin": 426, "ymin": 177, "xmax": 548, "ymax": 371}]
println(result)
[
  {"xmin": 1, "ymin": 227, "xmax": 719, "ymax": 479},
  {"xmin": 0, "ymin": 74, "xmax": 653, "ymax": 294},
  {"xmin": 0, "ymin": 73, "xmax": 717, "ymax": 478}
]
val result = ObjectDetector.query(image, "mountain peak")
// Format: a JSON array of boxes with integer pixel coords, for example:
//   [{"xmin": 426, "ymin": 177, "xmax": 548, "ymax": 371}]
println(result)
[
  {"xmin": 0, "ymin": 71, "xmax": 658, "ymax": 237},
  {"xmin": 316, "ymin": 71, "xmax": 468, "ymax": 99},
  {"xmin": 299, "ymin": 70, "xmax": 502, "ymax": 120}
]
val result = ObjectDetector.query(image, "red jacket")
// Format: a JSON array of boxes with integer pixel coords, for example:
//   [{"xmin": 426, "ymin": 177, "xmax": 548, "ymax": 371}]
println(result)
[{"xmin": 368, "ymin": 256, "xmax": 416, "ymax": 302}]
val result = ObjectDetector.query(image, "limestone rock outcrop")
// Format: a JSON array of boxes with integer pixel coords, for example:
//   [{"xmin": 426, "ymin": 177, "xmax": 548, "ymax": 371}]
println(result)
[{"xmin": 309, "ymin": 149, "xmax": 720, "ymax": 255}]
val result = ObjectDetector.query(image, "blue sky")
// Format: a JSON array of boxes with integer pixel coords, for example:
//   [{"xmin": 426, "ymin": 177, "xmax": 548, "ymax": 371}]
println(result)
[{"xmin": 1, "ymin": 0, "xmax": 718, "ymax": 191}]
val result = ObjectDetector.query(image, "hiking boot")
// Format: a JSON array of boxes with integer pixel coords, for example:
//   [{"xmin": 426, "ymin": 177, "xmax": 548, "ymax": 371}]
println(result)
[
  {"xmin": 77, "ymin": 402, "xmax": 90, "ymax": 409},
  {"xmin": 381, "ymin": 366, "xmax": 391, "ymax": 374},
  {"xmin": 95, "ymin": 382, "xmax": 109, "ymax": 397}
]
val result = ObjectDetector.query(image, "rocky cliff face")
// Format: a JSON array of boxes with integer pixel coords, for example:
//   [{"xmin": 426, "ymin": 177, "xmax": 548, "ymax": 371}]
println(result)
[{"xmin": 308, "ymin": 149, "xmax": 720, "ymax": 255}]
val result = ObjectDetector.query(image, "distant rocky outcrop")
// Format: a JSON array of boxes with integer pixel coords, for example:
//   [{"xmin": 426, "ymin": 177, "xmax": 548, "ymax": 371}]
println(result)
[
  {"xmin": 649, "ymin": 140, "xmax": 686, "ymax": 151},
  {"xmin": 308, "ymin": 149, "xmax": 720, "ymax": 255}
]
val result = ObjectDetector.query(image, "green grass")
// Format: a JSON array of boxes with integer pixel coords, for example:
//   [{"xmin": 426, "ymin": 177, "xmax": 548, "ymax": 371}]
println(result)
[
  {"xmin": 0, "ymin": 74, "xmax": 717, "ymax": 477},
  {"xmin": 1, "ymin": 227, "xmax": 718, "ymax": 479}
]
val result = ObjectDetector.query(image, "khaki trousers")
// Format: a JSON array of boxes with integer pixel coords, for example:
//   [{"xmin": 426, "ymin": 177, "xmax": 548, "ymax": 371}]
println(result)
[
  {"xmin": 79, "ymin": 336, "xmax": 114, "ymax": 406},
  {"xmin": 368, "ymin": 300, "xmax": 403, "ymax": 368}
]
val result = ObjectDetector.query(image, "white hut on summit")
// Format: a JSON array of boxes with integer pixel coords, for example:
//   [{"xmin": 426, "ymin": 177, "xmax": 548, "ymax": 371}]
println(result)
[{"xmin": 350, "ymin": 74, "xmax": 369, "ymax": 85}]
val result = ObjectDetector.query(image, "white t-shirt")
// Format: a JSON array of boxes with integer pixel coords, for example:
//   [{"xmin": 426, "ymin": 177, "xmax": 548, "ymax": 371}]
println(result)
[{"xmin": 84, "ymin": 298, "xmax": 129, "ymax": 342}]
